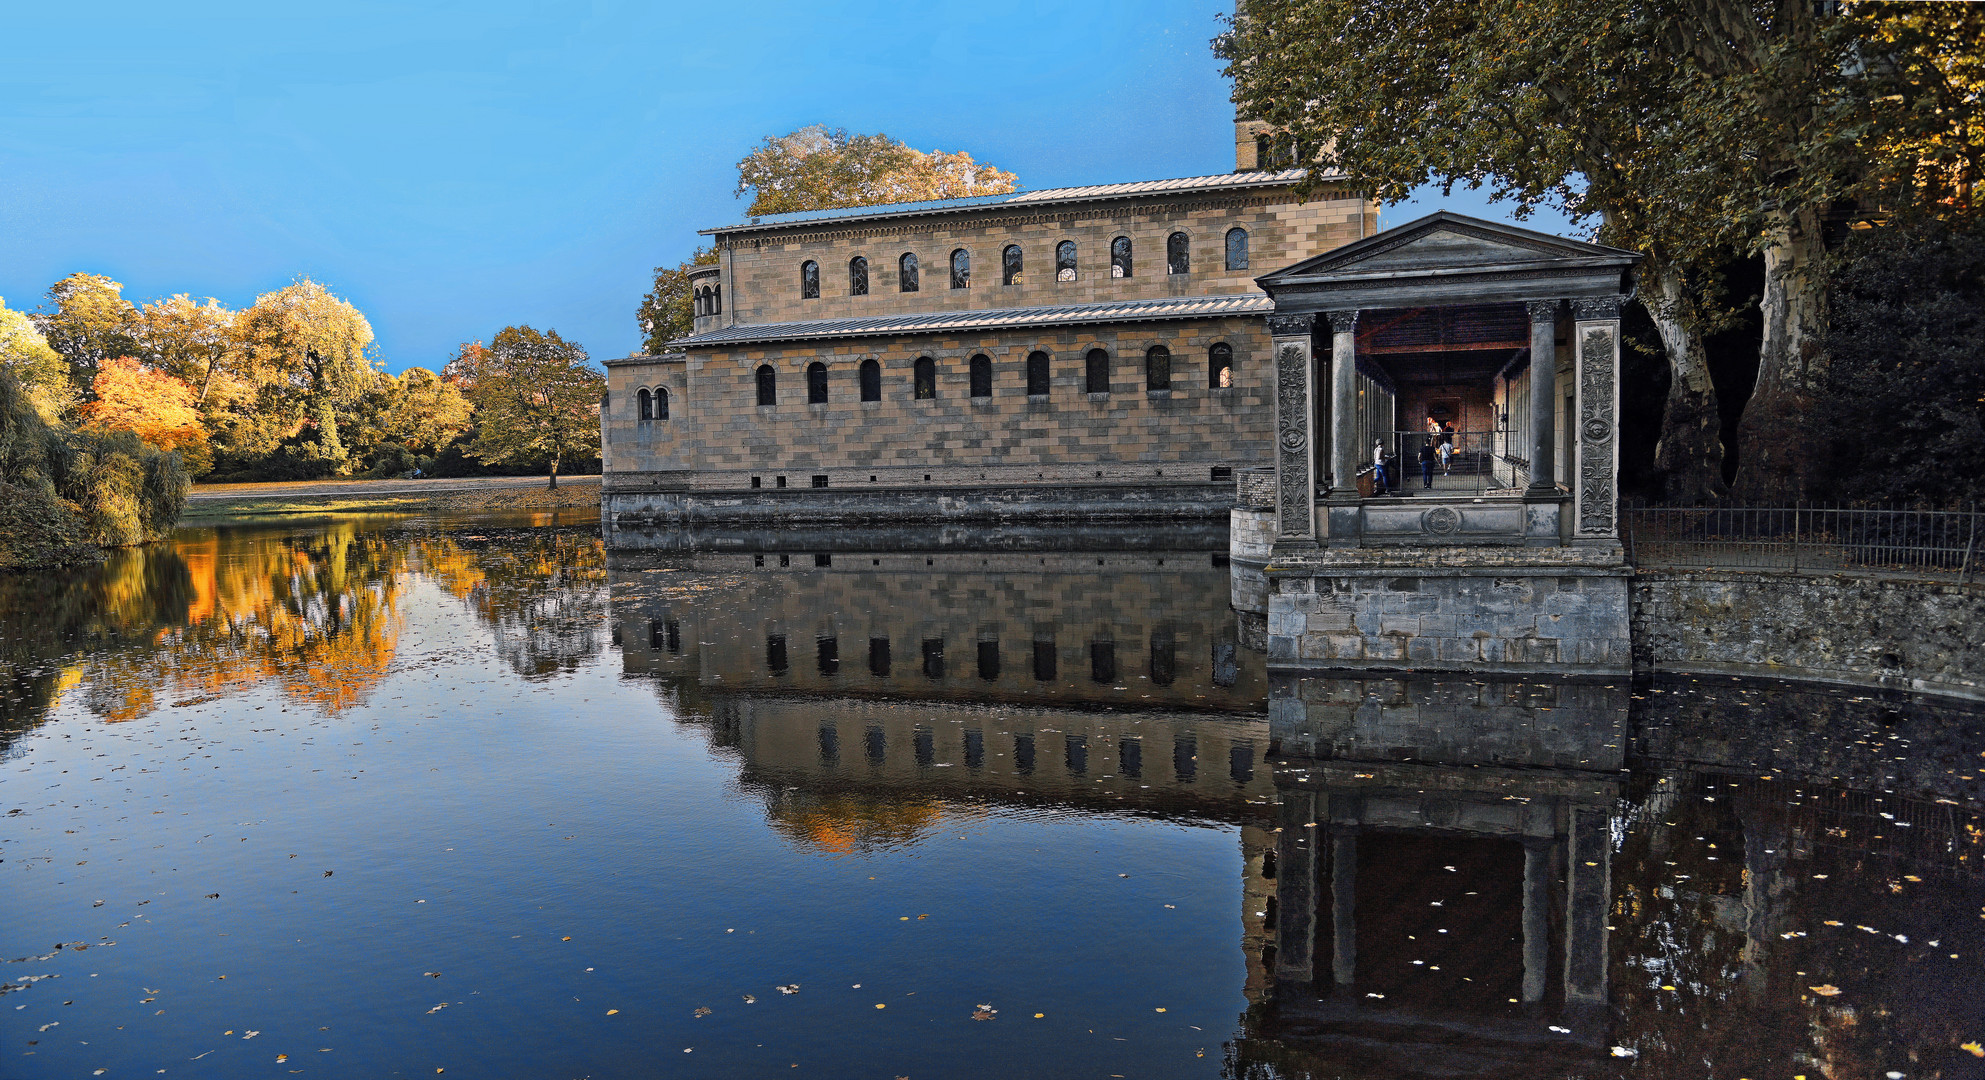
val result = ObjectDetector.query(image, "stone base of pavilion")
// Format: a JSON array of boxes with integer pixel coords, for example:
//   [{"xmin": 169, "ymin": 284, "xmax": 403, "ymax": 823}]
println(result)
[{"xmin": 1260, "ymin": 544, "xmax": 1631, "ymax": 674}]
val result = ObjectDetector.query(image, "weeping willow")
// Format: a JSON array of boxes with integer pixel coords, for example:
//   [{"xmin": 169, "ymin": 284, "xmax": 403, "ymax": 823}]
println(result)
[{"xmin": 0, "ymin": 370, "xmax": 189, "ymax": 570}]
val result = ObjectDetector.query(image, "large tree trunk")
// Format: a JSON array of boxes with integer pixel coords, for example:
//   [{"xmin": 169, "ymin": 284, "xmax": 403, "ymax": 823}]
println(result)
[
  {"xmin": 1647, "ymin": 266, "xmax": 1726, "ymax": 503},
  {"xmin": 1731, "ymin": 205, "xmax": 1828, "ymax": 500},
  {"xmin": 547, "ymin": 454, "xmax": 559, "ymax": 490}
]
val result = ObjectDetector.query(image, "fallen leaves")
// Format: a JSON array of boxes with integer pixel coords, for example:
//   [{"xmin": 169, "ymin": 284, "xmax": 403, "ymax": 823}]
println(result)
[
  {"xmin": 1810, "ymin": 984, "xmax": 1843, "ymax": 996},
  {"xmin": 971, "ymin": 1004, "xmax": 997, "ymax": 1021},
  {"xmin": 777, "ymin": 984, "xmax": 800, "ymax": 995}
]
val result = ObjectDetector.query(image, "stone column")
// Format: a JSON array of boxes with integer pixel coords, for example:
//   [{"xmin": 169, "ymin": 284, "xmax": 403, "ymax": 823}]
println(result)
[
  {"xmin": 1524, "ymin": 300, "xmax": 1560, "ymax": 493},
  {"xmin": 1273, "ymin": 790, "xmax": 1318, "ymax": 983},
  {"xmin": 1521, "ymin": 836, "xmax": 1551, "ymax": 1003},
  {"xmin": 1327, "ymin": 310, "xmax": 1361, "ymax": 501},
  {"xmin": 1564, "ymin": 806, "xmax": 1612, "ymax": 1004},
  {"xmin": 1571, "ymin": 296, "xmax": 1624, "ymax": 541},
  {"xmin": 1269, "ymin": 314, "xmax": 1319, "ymax": 544},
  {"xmin": 1329, "ymin": 826, "xmax": 1358, "ymax": 986}
]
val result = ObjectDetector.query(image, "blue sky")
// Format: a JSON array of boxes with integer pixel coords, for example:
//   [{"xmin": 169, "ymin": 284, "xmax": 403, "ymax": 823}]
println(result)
[{"xmin": 0, "ymin": 1, "xmax": 1574, "ymax": 374}]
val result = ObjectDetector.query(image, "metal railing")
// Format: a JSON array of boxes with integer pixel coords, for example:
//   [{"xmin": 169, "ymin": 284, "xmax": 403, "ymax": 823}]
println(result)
[
  {"xmin": 1368, "ymin": 429, "xmax": 1522, "ymax": 497},
  {"xmin": 1623, "ymin": 503, "xmax": 1982, "ymax": 581}
]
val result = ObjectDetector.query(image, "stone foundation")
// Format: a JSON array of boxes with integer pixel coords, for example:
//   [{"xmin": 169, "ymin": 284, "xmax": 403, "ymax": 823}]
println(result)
[
  {"xmin": 605, "ymin": 482, "xmax": 1232, "ymax": 527},
  {"xmin": 1263, "ymin": 546, "xmax": 1631, "ymax": 674}
]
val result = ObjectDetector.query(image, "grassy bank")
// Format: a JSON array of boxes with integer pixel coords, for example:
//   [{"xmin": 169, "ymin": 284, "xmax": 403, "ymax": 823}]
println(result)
[{"xmin": 179, "ymin": 476, "xmax": 601, "ymax": 520}]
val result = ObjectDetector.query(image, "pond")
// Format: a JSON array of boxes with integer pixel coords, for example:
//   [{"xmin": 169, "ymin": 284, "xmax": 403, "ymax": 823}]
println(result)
[{"xmin": 1, "ymin": 514, "xmax": 1980, "ymax": 1079}]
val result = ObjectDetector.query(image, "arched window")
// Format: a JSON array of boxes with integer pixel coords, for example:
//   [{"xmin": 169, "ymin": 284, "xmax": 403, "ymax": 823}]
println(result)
[
  {"xmin": 1110, "ymin": 236, "xmax": 1133, "ymax": 279},
  {"xmin": 1085, "ymin": 348, "xmax": 1110, "ymax": 394},
  {"xmin": 655, "ymin": 386, "xmax": 669, "ymax": 419},
  {"xmin": 1167, "ymin": 232, "xmax": 1190, "ymax": 275},
  {"xmin": 1056, "ymin": 241, "xmax": 1077, "ymax": 282},
  {"xmin": 1209, "ymin": 342, "xmax": 1234, "ymax": 388},
  {"xmin": 712, "ymin": 284, "xmax": 722, "ymax": 314},
  {"xmin": 849, "ymin": 256, "xmax": 869, "ymax": 296},
  {"xmin": 800, "ymin": 261, "xmax": 820, "ymax": 299},
  {"xmin": 600, "ymin": 390, "xmax": 611, "ymax": 414},
  {"xmin": 899, "ymin": 252, "xmax": 920, "ymax": 292},
  {"xmin": 969, "ymin": 354, "xmax": 992, "ymax": 397},
  {"xmin": 950, "ymin": 249, "xmax": 970, "ymax": 290},
  {"xmin": 637, "ymin": 388, "xmax": 653, "ymax": 421},
  {"xmin": 859, "ymin": 358, "xmax": 881, "ymax": 401},
  {"xmin": 755, "ymin": 364, "xmax": 776, "ymax": 407},
  {"xmin": 1026, "ymin": 351, "xmax": 1050, "ymax": 396},
  {"xmin": 1146, "ymin": 345, "xmax": 1171, "ymax": 391},
  {"xmin": 1225, "ymin": 227, "xmax": 1249, "ymax": 271},
  {"xmin": 1002, "ymin": 245, "xmax": 1023, "ymax": 285},
  {"xmin": 913, "ymin": 356, "xmax": 937, "ymax": 399},
  {"xmin": 807, "ymin": 361, "xmax": 828, "ymax": 404},
  {"xmin": 693, "ymin": 287, "xmax": 706, "ymax": 317}
]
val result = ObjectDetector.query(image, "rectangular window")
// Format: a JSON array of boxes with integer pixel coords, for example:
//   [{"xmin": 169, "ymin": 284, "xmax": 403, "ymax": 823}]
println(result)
[
  {"xmin": 766, "ymin": 634, "xmax": 788, "ymax": 675},
  {"xmin": 1119, "ymin": 737, "xmax": 1142, "ymax": 778},
  {"xmin": 964, "ymin": 729, "xmax": 985, "ymax": 770},
  {"xmin": 921, "ymin": 638, "xmax": 945, "ymax": 679},
  {"xmin": 811, "ymin": 475, "xmax": 829, "ymax": 488},
  {"xmin": 1064, "ymin": 734, "xmax": 1087, "ymax": 776},
  {"xmin": 869, "ymin": 637, "xmax": 891, "ymax": 677},
  {"xmin": 1090, "ymin": 639, "xmax": 1116, "ymax": 683},
  {"xmin": 813, "ymin": 552, "xmax": 831, "ymax": 567},
  {"xmin": 817, "ymin": 635, "xmax": 839, "ymax": 675},
  {"xmin": 1032, "ymin": 639, "xmax": 1057, "ymax": 681},
  {"xmin": 977, "ymin": 639, "xmax": 1000, "ymax": 681}
]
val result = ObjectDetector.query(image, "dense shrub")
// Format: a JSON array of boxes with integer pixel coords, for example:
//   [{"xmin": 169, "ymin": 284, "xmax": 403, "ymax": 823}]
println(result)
[{"xmin": 0, "ymin": 370, "xmax": 190, "ymax": 569}]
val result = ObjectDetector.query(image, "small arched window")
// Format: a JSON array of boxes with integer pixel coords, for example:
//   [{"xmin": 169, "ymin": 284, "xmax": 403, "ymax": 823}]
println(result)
[
  {"xmin": 600, "ymin": 390, "xmax": 611, "ymax": 414},
  {"xmin": 950, "ymin": 249, "xmax": 970, "ymax": 290},
  {"xmin": 849, "ymin": 256, "xmax": 869, "ymax": 296},
  {"xmin": 1167, "ymin": 232, "xmax": 1190, "ymax": 275},
  {"xmin": 712, "ymin": 283, "xmax": 722, "ymax": 314},
  {"xmin": 969, "ymin": 354, "xmax": 992, "ymax": 398},
  {"xmin": 755, "ymin": 364, "xmax": 776, "ymax": 407},
  {"xmin": 1225, "ymin": 227, "xmax": 1249, "ymax": 271},
  {"xmin": 1056, "ymin": 241, "xmax": 1077, "ymax": 282},
  {"xmin": 800, "ymin": 261, "xmax": 820, "ymax": 299},
  {"xmin": 913, "ymin": 356, "xmax": 936, "ymax": 400},
  {"xmin": 1085, "ymin": 348, "xmax": 1110, "ymax": 394},
  {"xmin": 1026, "ymin": 351, "xmax": 1050, "ymax": 396},
  {"xmin": 637, "ymin": 387, "xmax": 653, "ymax": 421},
  {"xmin": 1110, "ymin": 236, "xmax": 1133, "ymax": 279},
  {"xmin": 899, "ymin": 253, "xmax": 920, "ymax": 292},
  {"xmin": 1146, "ymin": 346, "xmax": 1171, "ymax": 391},
  {"xmin": 1002, "ymin": 245, "xmax": 1023, "ymax": 285},
  {"xmin": 693, "ymin": 287, "xmax": 706, "ymax": 317},
  {"xmin": 1210, "ymin": 342, "xmax": 1234, "ymax": 388},
  {"xmin": 859, "ymin": 358, "xmax": 881, "ymax": 402},
  {"xmin": 807, "ymin": 361, "xmax": 828, "ymax": 404},
  {"xmin": 655, "ymin": 386, "xmax": 669, "ymax": 420}
]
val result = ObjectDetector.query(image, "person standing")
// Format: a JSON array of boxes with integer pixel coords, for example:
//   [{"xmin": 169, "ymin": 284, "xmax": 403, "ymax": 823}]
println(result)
[
  {"xmin": 1373, "ymin": 439, "xmax": 1390, "ymax": 493},
  {"xmin": 1418, "ymin": 440, "xmax": 1437, "ymax": 488}
]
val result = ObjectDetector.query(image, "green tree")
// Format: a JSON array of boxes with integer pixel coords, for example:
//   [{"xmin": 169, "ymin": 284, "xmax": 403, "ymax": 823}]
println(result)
[
  {"xmin": 135, "ymin": 294, "xmax": 242, "ymax": 404},
  {"xmin": 380, "ymin": 367, "xmax": 473, "ymax": 456},
  {"xmin": 0, "ymin": 297, "xmax": 71, "ymax": 421},
  {"xmin": 33, "ymin": 273, "xmax": 137, "ymax": 403},
  {"xmin": 235, "ymin": 278, "xmax": 381, "ymax": 476},
  {"xmin": 636, "ymin": 247, "xmax": 718, "ymax": 353},
  {"xmin": 735, "ymin": 125, "xmax": 1018, "ymax": 216},
  {"xmin": 457, "ymin": 326, "xmax": 602, "ymax": 489},
  {"xmin": 1215, "ymin": 0, "xmax": 1984, "ymax": 500}
]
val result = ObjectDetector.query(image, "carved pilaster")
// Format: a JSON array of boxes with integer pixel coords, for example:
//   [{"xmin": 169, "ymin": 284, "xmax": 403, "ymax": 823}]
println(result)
[
  {"xmin": 1571, "ymin": 295, "xmax": 1624, "ymax": 321},
  {"xmin": 1574, "ymin": 305, "xmax": 1623, "ymax": 540},
  {"xmin": 1270, "ymin": 318, "xmax": 1318, "ymax": 541}
]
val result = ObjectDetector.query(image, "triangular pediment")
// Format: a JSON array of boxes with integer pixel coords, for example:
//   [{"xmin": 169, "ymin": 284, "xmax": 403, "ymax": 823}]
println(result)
[{"xmin": 1260, "ymin": 211, "xmax": 1636, "ymax": 285}]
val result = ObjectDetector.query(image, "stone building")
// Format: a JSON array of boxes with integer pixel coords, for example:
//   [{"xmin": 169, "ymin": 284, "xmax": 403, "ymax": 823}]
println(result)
[{"xmin": 601, "ymin": 119, "xmax": 1375, "ymax": 525}]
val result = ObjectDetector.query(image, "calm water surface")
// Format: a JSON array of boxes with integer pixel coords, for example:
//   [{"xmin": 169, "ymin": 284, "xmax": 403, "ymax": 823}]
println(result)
[{"xmin": 0, "ymin": 514, "xmax": 1979, "ymax": 1079}]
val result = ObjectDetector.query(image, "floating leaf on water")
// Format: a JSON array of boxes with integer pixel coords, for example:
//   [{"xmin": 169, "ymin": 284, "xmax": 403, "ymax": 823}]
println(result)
[
  {"xmin": 607, "ymin": 1009, "xmax": 619, "ymax": 1015},
  {"xmin": 1611, "ymin": 1047, "xmax": 1638, "ymax": 1058},
  {"xmin": 693, "ymin": 1007, "xmax": 711, "ymax": 1017},
  {"xmin": 742, "ymin": 995, "xmax": 756, "ymax": 1004},
  {"xmin": 1962, "ymin": 1041, "xmax": 1984, "ymax": 1057},
  {"xmin": 1811, "ymin": 984, "xmax": 1843, "ymax": 996}
]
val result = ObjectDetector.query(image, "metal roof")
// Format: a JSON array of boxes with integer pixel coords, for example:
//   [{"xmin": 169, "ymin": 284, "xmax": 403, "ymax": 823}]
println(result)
[
  {"xmin": 703, "ymin": 169, "xmax": 1319, "ymax": 236},
  {"xmin": 672, "ymin": 293, "xmax": 1275, "ymax": 348}
]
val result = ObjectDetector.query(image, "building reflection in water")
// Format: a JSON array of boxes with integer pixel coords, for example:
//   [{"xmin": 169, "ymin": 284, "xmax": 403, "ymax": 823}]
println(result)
[{"xmin": 608, "ymin": 527, "xmax": 1280, "ymax": 995}]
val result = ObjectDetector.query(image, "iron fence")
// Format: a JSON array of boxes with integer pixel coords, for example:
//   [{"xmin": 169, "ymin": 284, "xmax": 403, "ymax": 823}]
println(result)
[{"xmin": 1623, "ymin": 503, "xmax": 1982, "ymax": 581}]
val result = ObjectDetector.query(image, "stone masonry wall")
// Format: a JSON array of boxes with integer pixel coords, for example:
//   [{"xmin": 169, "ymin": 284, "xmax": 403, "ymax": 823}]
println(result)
[
  {"xmin": 714, "ymin": 185, "xmax": 1372, "ymax": 330},
  {"xmin": 606, "ymin": 316, "xmax": 1274, "ymax": 490},
  {"xmin": 1632, "ymin": 571, "xmax": 1985, "ymax": 701},
  {"xmin": 1267, "ymin": 560, "xmax": 1633, "ymax": 673}
]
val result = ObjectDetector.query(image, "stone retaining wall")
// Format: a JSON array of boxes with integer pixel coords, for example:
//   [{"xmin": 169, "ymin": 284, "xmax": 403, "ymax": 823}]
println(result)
[{"xmin": 1632, "ymin": 570, "xmax": 1985, "ymax": 701}]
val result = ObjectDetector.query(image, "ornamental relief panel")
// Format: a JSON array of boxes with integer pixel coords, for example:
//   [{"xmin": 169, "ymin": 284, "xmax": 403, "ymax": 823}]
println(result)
[
  {"xmin": 1275, "ymin": 341, "xmax": 1313, "ymax": 537},
  {"xmin": 1578, "ymin": 327, "xmax": 1617, "ymax": 535}
]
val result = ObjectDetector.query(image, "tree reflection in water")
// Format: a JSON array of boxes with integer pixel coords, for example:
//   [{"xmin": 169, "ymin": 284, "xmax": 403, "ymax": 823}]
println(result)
[{"xmin": 0, "ymin": 516, "xmax": 607, "ymax": 755}]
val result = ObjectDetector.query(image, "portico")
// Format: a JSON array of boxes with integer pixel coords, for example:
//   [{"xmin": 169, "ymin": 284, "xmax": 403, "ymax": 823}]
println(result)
[{"xmin": 1242, "ymin": 212, "xmax": 1641, "ymax": 674}]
